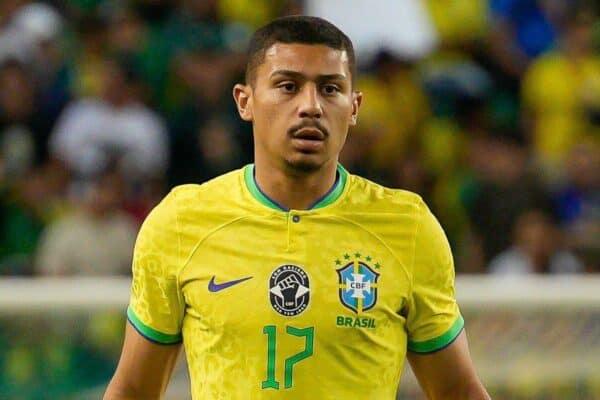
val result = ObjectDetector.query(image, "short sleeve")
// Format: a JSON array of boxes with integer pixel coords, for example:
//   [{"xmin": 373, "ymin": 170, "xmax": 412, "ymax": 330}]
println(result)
[
  {"xmin": 127, "ymin": 192, "xmax": 184, "ymax": 344},
  {"xmin": 406, "ymin": 200, "xmax": 464, "ymax": 353}
]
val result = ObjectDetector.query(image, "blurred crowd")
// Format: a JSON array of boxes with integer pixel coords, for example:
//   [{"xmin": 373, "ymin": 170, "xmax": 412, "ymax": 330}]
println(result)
[{"xmin": 0, "ymin": 0, "xmax": 598, "ymax": 277}]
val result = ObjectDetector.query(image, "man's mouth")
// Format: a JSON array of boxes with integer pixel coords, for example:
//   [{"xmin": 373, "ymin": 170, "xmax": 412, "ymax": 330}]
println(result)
[{"xmin": 293, "ymin": 128, "xmax": 325, "ymax": 141}]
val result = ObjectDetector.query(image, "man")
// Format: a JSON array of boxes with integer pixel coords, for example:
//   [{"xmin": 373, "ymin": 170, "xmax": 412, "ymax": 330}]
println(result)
[
  {"xmin": 104, "ymin": 16, "xmax": 490, "ymax": 400},
  {"xmin": 50, "ymin": 56, "xmax": 168, "ymax": 182}
]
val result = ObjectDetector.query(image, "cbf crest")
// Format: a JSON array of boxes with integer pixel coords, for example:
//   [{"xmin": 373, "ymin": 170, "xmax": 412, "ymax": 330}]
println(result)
[{"xmin": 337, "ymin": 257, "xmax": 379, "ymax": 314}]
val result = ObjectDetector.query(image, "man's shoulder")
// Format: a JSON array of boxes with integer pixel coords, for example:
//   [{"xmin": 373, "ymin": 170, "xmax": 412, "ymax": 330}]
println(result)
[
  {"xmin": 156, "ymin": 167, "xmax": 249, "ymax": 229},
  {"xmin": 169, "ymin": 167, "xmax": 245, "ymax": 205},
  {"xmin": 138, "ymin": 168, "xmax": 247, "ymax": 255},
  {"xmin": 345, "ymin": 172, "xmax": 425, "ymax": 213}
]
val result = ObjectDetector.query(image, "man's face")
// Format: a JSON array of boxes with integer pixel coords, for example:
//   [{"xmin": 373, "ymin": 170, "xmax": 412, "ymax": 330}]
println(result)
[{"xmin": 235, "ymin": 43, "xmax": 361, "ymax": 172}]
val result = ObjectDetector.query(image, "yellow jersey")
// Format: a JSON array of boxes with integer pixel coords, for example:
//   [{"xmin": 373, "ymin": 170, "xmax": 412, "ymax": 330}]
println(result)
[{"xmin": 127, "ymin": 164, "xmax": 463, "ymax": 399}]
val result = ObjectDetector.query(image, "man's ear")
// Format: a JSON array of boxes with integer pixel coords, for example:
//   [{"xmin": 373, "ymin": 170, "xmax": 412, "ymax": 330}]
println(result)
[
  {"xmin": 349, "ymin": 90, "xmax": 363, "ymax": 126},
  {"xmin": 233, "ymin": 84, "xmax": 253, "ymax": 122}
]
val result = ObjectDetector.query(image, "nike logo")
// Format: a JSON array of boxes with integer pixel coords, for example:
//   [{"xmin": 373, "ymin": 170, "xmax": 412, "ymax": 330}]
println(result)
[{"xmin": 208, "ymin": 276, "xmax": 253, "ymax": 292}]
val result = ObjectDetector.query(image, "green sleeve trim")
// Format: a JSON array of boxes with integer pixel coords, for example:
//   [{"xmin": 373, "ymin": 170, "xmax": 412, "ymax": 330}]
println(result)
[
  {"xmin": 127, "ymin": 306, "xmax": 182, "ymax": 345},
  {"xmin": 407, "ymin": 314, "xmax": 464, "ymax": 353}
]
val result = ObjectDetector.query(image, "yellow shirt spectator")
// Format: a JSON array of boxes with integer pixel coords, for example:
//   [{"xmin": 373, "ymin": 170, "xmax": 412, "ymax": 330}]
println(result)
[
  {"xmin": 356, "ymin": 69, "xmax": 430, "ymax": 169},
  {"xmin": 522, "ymin": 51, "xmax": 600, "ymax": 167},
  {"xmin": 425, "ymin": 0, "xmax": 487, "ymax": 46},
  {"xmin": 218, "ymin": 0, "xmax": 286, "ymax": 29}
]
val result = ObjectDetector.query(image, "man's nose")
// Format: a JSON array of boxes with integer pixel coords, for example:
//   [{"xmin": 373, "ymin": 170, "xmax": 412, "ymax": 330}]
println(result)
[{"xmin": 298, "ymin": 84, "xmax": 322, "ymax": 119}]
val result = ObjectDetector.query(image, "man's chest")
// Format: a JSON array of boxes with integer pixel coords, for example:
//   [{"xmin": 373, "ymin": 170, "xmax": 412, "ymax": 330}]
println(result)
[{"xmin": 178, "ymin": 216, "xmax": 412, "ymax": 336}]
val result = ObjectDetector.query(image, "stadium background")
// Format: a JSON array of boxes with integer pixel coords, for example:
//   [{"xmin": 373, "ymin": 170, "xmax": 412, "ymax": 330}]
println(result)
[{"xmin": 0, "ymin": 0, "xmax": 598, "ymax": 399}]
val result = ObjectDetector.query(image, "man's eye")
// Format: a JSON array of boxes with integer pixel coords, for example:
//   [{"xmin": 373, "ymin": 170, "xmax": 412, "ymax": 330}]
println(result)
[
  {"xmin": 280, "ymin": 83, "xmax": 296, "ymax": 92},
  {"xmin": 322, "ymin": 85, "xmax": 339, "ymax": 94}
]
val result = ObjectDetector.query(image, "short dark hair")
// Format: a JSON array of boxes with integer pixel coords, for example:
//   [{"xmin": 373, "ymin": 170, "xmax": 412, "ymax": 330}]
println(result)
[{"xmin": 245, "ymin": 15, "xmax": 356, "ymax": 85}]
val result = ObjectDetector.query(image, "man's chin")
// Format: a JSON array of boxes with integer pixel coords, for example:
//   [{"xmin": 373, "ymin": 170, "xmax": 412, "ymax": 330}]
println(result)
[{"xmin": 284, "ymin": 155, "xmax": 325, "ymax": 173}]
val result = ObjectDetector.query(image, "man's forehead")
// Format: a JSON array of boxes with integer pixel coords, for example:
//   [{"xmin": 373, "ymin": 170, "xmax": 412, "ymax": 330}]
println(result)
[{"xmin": 261, "ymin": 42, "xmax": 350, "ymax": 78}]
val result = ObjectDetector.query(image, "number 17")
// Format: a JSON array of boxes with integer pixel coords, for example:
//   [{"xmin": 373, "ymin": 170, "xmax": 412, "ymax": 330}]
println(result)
[{"xmin": 262, "ymin": 325, "xmax": 314, "ymax": 389}]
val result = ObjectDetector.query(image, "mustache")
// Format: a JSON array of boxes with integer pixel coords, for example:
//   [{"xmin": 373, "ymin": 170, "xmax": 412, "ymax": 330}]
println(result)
[{"xmin": 288, "ymin": 121, "xmax": 329, "ymax": 137}]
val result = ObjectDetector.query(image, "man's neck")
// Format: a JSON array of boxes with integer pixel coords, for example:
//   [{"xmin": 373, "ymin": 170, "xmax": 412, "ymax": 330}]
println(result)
[{"xmin": 253, "ymin": 159, "xmax": 338, "ymax": 211}]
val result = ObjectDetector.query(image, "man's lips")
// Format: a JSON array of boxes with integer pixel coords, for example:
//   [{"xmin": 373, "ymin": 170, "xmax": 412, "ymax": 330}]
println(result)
[{"xmin": 293, "ymin": 128, "xmax": 325, "ymax": 141}]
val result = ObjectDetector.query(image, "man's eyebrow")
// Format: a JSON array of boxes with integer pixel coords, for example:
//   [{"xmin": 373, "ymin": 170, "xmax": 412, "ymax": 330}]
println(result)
[{"xmin": 270, "ymin": 70, "xmax": 348, "ymax": 81}]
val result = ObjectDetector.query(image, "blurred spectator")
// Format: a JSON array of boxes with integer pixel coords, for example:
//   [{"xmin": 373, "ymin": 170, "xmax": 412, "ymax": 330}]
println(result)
[
  {"xmin": 165, "ymin": 27, "xmax": 248, "ymax": 185},
  {"xmin": 0, "ymin": 56, "xmax": 62, "ymax": 172},
  {"xmin": 105, "ymin": 5, "xmax": 164, "ymax": 105},
  {"xmin": 68, "ymin": 13, "xmax": 110, "ymax": 98},
  {"xmin": 555, "ymin": 142, "xmax": 600, "ymax": 273},
  {"xmin": 49, "ymin": 56, "xmax": 168, "ymax": 182},
  {"xmin": 488, "ymin": 0, "xmax": 563, "ymax": 80},
  {"xmin": 11, "ymin": 2, "xmax": 63, "ymax": 60},
  {"xmin": 0, "ymin": 0, "xmax": 68, "ymax": 149},
  {"xmin": 0, "ymin": 165, "xmax": 64, "ymax": 275},
  {"xmin": 196, "ymin": 118, "xmax": 242, "ymax": 177},
  {"xmin": 425, "ymin": 0, "xmax": 487, "ymax": 47},
  {"xmin": 35, "ymin": 167, "xmax": 136, "ymax": 276},
  {"xmin": 170, "ymin": 116, "xmax": 243, "ymax": 185},
  {"xmin": 107, "ymin": 7, "xmax": 147, "ymax": 57},
  {"xmin": 218, "ymin": 0, "xmax": 300, "ymax": 30},
  {"xmin": 159, "ymin": 0, "xmax": 234, "ymax": 58},
  {"xmin": 414, "ymin": 6, "xmax": 497, "ymax": 254},
  {"xmin": 0, "ymin": 0, "xmax": 34, "ymax": 65},
  {"xmin": 158, "ymin": 0, "xmax": 247, "ymax": 109},
  {"xmin": 388, "ymin": 148, "xmax": 433, "ymax": 199},
  {"xmin": 352, "ymin": 50, "xmax": 430, "ymax": 179},
  {"xmin": 166, "ymin": 47, "xmax": 249, "ymax": 185},
  {"xmin": 489, "ymin": 209, "xmax": 583, "ymax": 274},
  {"xmin": 0, "ymin": 59, "xmax": 37, "ymax": 178},
  {"xmin": 465, "ymin": 132, "xmax": 554, "ymax": 267},
  {"xmin": 522, "ymin": 5, "xmax": 600, "ymax": 174},
  {"xmin": 170, "ymin": 48, "xmax": 244, "ymax": 114},
  {"xmin": 15, "ymin": 3, "xmax": 71, "ymax": 155}
]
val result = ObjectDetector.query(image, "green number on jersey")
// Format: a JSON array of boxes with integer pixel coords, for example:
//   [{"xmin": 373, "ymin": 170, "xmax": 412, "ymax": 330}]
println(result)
[
  {"xmin": 262, "ymin": 325, "xmax": 314, "ymax": 389},
  {"xmin": 262, "ymin": 325, "xmax": 279, "ymax": 389}
]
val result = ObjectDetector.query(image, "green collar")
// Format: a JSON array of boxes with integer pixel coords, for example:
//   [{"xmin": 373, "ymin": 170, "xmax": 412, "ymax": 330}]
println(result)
[{"xmin": 244, "ymin": 164, "xmax": 348, "ymax": 211}]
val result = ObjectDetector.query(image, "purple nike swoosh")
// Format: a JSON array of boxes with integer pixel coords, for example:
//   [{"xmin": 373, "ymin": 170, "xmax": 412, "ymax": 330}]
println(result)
[{"xmin": 208, "ymin": 276, "xmax": 253, "ymax": 292}]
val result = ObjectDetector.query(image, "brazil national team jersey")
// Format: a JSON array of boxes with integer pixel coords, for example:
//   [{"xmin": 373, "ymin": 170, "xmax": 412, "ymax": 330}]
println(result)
[{"xmin": 127, "ymin": 164, "xmax": 464, "ymax": 399}]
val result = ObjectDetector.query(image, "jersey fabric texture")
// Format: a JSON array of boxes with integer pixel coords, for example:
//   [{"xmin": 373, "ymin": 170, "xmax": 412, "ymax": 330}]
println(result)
[{"xmin": 127, "ymin": 164, "xmax": 464, "ymax": 399}]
